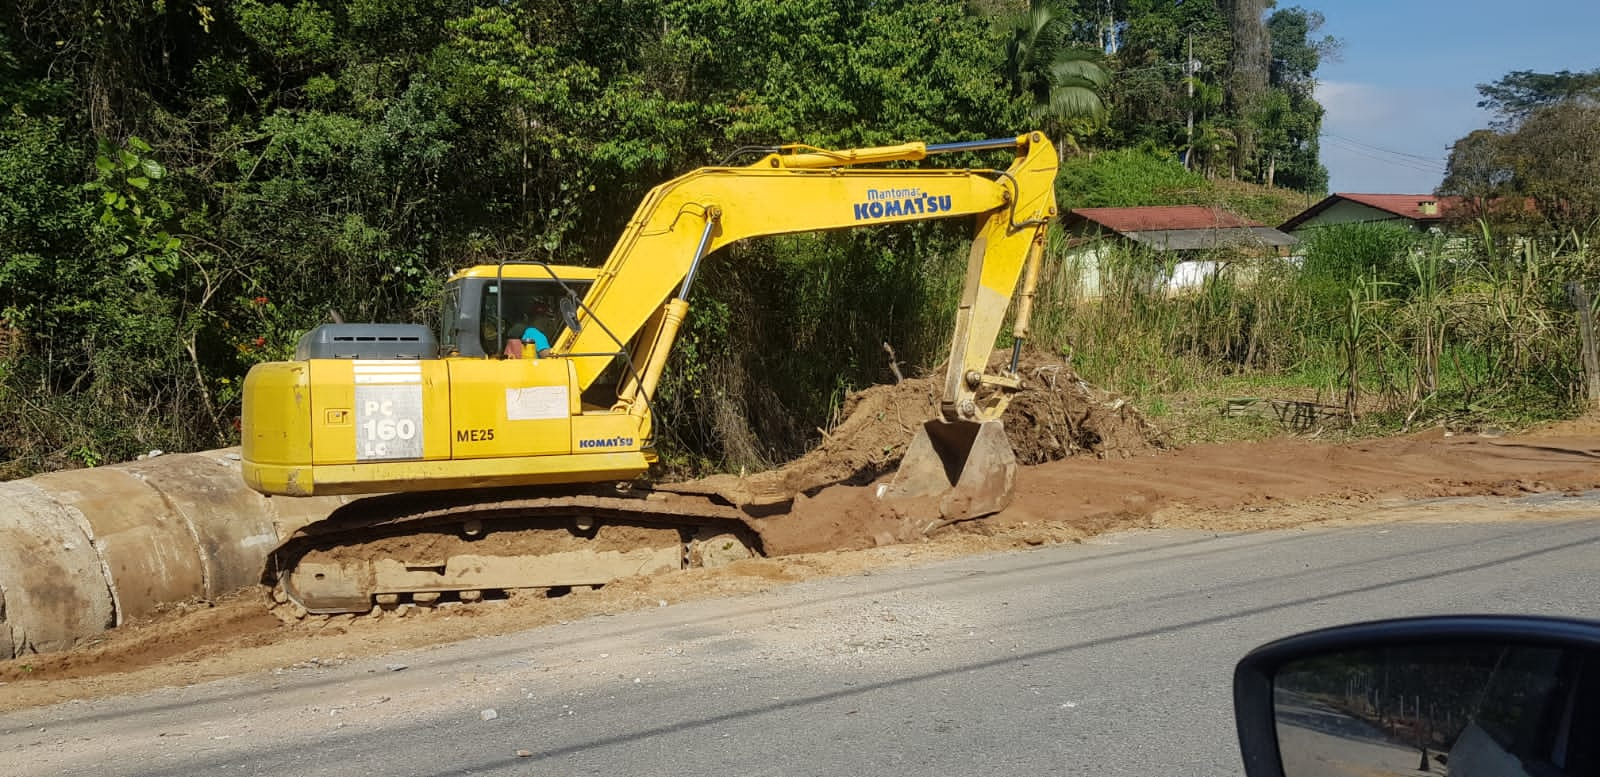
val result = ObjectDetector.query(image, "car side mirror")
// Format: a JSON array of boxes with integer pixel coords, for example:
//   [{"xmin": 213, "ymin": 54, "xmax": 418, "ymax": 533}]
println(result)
[{"xmin": 1234, "ymin": 616, "xmax": 1600, "ymax": 777}]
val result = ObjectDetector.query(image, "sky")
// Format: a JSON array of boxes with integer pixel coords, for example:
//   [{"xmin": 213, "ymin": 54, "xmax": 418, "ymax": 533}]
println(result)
[{"xmin": 1287, "ymin": 0, "xmax": 1600, "ymax": 195}]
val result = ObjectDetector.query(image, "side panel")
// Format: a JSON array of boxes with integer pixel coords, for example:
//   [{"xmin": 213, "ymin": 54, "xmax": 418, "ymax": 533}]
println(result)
[
  {"xmin": 308, "ymin": 359, "xmax": 354, "ymax": 464},
  {"xmin": 308, "ymin": 360, "xmax": 452, "ymax": 465},
  {"xmin": 447, "ymin": 358, "xmax": 576, "ymax": 458},
  {"xmin": 571, "ymin": 413, "xmax": 649, "ymax": 457}
]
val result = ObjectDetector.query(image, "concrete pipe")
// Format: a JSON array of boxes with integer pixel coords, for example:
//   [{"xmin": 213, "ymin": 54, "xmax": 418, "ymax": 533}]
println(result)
[{"xmin": 0, "ymin": 450, "xmax": 346, "ymax": 659}]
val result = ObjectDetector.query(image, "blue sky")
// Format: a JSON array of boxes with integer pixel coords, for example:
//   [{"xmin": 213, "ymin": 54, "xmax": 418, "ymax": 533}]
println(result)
[{"xmin": 1287, "ymin": 0, "xmax": 1600, "ymax": 195}]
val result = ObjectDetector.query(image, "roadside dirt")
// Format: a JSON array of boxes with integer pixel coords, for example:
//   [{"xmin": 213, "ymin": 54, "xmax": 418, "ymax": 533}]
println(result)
[
  {"xmin": 3, "ymin": 360, "xmax": 1599, "ymax": 712},
  {"xmin": 3, "ymin": 428, "xmax": 1598, "ymax": 712}
]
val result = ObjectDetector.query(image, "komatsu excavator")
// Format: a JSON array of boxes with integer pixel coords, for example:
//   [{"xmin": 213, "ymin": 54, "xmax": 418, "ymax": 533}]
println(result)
[{"xmin": 241, "ymin": 132, "xmax": 1058, "ymax": 614}]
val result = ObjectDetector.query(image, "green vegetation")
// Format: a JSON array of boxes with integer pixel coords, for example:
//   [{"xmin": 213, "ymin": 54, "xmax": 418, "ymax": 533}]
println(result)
[
  {"xmin": 0, "ymin": 1, "xmax": 1593, "ymax": 478},
  {"xmin": 1442, "ymin": 67, "xmax": 1600, "ymax": 236},
  {"xmin": 1055, "ymin": 147, "xmax": 1308, "ymax": 224},
  {"xmin": 1031, "ymin": 222, "xmax": 1596, "ymax": 441}
]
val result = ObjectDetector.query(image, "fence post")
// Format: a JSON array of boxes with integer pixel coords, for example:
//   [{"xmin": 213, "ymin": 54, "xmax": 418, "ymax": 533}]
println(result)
[{"xmin": 1567, "ymin": 281, "xmax": 1600, "ymax": 407}]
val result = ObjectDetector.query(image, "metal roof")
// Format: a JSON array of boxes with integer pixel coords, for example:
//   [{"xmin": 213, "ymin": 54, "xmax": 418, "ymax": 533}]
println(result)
[
  {"xmin": 1120, "ymin": 227, "xmax": 1298, "ymax": 251},
  {"xmin": 1069, "ymin": 205, "xmax": 1263, "ymax": 232},
  {"xmin": 1277, "ymin": 193, "xmax": 1463, "ymax": 231}
]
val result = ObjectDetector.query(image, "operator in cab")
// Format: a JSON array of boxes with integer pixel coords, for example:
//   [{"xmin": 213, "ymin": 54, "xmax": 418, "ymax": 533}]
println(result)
[{"xmin": 507, "ymin": 300, "xmax": 559, "ymax": 359}]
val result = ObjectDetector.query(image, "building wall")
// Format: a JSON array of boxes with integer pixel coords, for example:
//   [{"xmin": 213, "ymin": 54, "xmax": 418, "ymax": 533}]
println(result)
[
  {"xmin": 1061, "ymin": 243, "xmax": 1107, "ymax": 299},
  {"xmin": 1061, "ymin": 239, "xmax": 1258, "ymax": 300},
  {"xmin": 1289, "ymin": 200, "xmax": 1444, "ymax": 233}
]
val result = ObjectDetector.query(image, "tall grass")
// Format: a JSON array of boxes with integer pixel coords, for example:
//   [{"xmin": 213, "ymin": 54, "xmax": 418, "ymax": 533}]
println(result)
[
  {"xmin": 1026, "ymin": 222, "xmax": 1596, "ymax": 428},
  {"xmin": 656, "ymin": 220, "xmax": 1594, "ymax": 475}
]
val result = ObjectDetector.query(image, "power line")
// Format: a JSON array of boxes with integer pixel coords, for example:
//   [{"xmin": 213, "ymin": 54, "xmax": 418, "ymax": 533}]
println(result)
[
  {"xmin": 1320, "ymin": 137, "xmax": 1447, "ymax": 176},
  {"xmin": 1321, "ymin": 132, "xmax": 1447, "ymax": 166},
  {"xmin": 1320, "ymin": 138, "xmax": 1446, "ymax": 172},
  {"xmin": 1319, "ymin": 134, "xmax": 1446, "ymax": 171},
  {"xmin": 1321, "ymin": 142, "xmax": 1445, "ymax": 176}
]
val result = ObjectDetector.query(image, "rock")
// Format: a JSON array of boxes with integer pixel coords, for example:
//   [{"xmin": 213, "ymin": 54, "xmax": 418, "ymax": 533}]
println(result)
[
  {"xmin": 385, "ymin": 663, "xmax": 408, "ymax": 672},
  {"xmin": 479, "ymin": 708, "xmax": 498, "ymax": 721}
]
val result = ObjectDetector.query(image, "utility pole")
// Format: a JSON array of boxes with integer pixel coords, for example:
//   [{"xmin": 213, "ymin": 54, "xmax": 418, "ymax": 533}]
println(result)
[
  {"xmin": 1184, "ymin": 31, "xmax": 1195, "ymax": 170},
  {"xmin": 1101, "ymin": 0, "xmax": 1119, "ymax": 55}
]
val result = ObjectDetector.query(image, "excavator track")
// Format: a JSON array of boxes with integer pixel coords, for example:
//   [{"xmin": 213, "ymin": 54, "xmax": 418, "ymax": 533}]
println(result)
[{"xmin": 264, "ymin": 486, "xmax": 762, "ymax": 615}]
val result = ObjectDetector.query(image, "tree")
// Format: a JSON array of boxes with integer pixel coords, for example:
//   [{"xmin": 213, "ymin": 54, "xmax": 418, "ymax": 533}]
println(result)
[
  {"xmin": 1266, "ymin": 7, "xmax": 1339, "ymax": 94},
  {"xmin": 1099, "ymin": 2, "xmax": 1227, "ymax": 160},
  {"xmin": 1257, "ymin": 6, "xmax": 1334, "ymax": 192},
  {"xmin": 1222, "ymin": 0, "xmax": 1270, "ymax": 179},
  {"xmin": 1003, "ymin": 0, "xmax": 1110, "ymax": 152},
  {"xmin": 1438, "ymin": 129, "xmax": 1511, "ymax": 206},
  {"xmin": 1477, "ymin": 68, "xmax": 1600, "ymax": 129},
  {"xmin": 1502, "ymin": 103, "xmax": 1600, "ymax": 234},
  {"xmin": 1448, "ymin": 67, "xmax": 1600, "ymax": 234}
]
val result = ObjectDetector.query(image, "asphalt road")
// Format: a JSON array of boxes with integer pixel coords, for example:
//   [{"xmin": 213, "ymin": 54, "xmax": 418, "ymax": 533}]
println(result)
[
  {"xmin": 1276, "ymin": 692, "xmax": 1424, "ymax": 777},
  {"xmin": 4, "ymin": 508, "xmax": 1599, "ymax": 777}
]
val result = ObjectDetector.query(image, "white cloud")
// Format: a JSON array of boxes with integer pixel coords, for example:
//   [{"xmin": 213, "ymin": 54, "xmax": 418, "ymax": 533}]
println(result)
[
  {"xmin": 1311, "ymin": 80, "xmax": 1489, "ymax": 194},
  {"xmin": 1314, "ymin": 80, "xmax": 1396, "ymax": 127}
]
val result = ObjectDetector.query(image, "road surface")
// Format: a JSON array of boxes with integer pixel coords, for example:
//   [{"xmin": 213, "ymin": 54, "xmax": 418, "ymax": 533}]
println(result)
[{"xmin": 3, "ymin": 507, "xmax": 1598, "ymax": 777}]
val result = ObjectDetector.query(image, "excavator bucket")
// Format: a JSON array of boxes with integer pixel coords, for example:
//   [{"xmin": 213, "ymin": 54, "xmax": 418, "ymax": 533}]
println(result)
[{"xmin": 883, "ymin": 419, "xmax": 1017, "ymax": 522}]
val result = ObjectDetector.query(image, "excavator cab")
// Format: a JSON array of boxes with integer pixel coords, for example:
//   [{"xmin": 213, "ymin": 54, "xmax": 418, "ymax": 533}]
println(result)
[{"xmin": 439, "ymin": 265, "xmax": 598, "ymax": 358}]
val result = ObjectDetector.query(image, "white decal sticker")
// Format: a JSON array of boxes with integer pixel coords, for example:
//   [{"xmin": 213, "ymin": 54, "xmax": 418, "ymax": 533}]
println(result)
[
  {"xmin": 355, "ymin": 384, "xmax": 424, "ymax": 460},
  {"xmin": 506, "ymin": 385, "xmax": 569, "ymax": 421}
]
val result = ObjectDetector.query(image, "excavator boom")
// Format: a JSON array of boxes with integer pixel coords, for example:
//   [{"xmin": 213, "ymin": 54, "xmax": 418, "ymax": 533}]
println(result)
[{"xmin": 560, "ymin": 132, "xmax": 1058, "ymax": 424}]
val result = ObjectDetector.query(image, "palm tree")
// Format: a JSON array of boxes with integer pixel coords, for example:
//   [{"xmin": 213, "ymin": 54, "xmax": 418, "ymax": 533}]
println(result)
[{"xmin": 1003, "ymin": 0, "xmax": 1110, "ymax": 153}]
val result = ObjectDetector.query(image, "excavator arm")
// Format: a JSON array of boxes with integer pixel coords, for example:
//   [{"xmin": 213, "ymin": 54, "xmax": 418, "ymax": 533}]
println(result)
[{"xmin": 556, "ymin": 132, "xmax": 1059, "ymax": 431}]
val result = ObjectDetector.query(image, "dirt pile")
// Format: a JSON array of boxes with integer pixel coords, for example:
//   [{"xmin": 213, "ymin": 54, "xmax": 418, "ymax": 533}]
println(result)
[
  {"xmin": 994, "ymin": 349, "xmax": 1157, "ymax": 464},
  {"xmin": 678, "ymin": 349, "xmax": 1157, "ymax": 506},
  {"xmin": 669, "ymin": 350, "xmax": 1160, "ymax": 556}
]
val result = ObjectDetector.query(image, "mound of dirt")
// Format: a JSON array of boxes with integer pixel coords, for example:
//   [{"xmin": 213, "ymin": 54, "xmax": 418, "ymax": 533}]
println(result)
[
  {"xmin": 996, "ymin": 349, "xmax": 1157, "ymax": 464},
  {"xmin": 664, "ymin": 349, "xmax": 1160, "ymax": 557},
  {"xmin": 677, "ymin": 349, "xmax": 1157, "ymax": 507}
]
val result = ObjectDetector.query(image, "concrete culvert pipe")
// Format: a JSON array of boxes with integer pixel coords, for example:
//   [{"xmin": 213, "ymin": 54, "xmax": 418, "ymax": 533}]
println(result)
[{"xmin": 0, "ymin": 450, "xmax": 347, "ymax": 660}]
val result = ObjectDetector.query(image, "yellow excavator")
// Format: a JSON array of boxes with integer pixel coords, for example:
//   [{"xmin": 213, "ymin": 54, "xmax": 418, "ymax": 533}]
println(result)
[{"xmin": 241, "ymin": 132, "xmax": 1059, "ymax": 614}]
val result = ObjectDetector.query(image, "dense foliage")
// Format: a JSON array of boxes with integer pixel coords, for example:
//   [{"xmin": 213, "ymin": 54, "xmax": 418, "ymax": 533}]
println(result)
[
  {"xmin": 1, "ymin": 0, "xmax": 1340, "ymax": 476},
  {"xmin": 1069, "ymin": 0, "xmax": 1333, "ymax": 190}
]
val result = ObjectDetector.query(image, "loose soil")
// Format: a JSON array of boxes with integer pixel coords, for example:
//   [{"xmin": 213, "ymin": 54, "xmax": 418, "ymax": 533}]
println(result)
[
  {"xmin": 3, "ymin": 355, "xmax": 1599, "ymax": 713},
  {"xmin": 684, "ymin": 350, "xmax": 1155, "ymax": 508}
]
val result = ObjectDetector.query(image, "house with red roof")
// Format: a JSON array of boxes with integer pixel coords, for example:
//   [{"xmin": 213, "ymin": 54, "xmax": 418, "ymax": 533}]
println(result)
[
  {"xmin": 1062, "ymin": 205, "xmax": 1298, "ymax": 297},
  {"xmin": 1279, "ymin": 193, "xmax": 1540, "ymax": 236},
  {"xmin": 1277, "ymin": 193, "xmax": 1461, "ymax": 234}
]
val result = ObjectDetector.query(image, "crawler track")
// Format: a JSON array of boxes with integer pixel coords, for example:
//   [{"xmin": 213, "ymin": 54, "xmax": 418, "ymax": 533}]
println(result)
[{"xmin": 264, "ymin": 486, "xmax": 763, "ymax": 614}]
